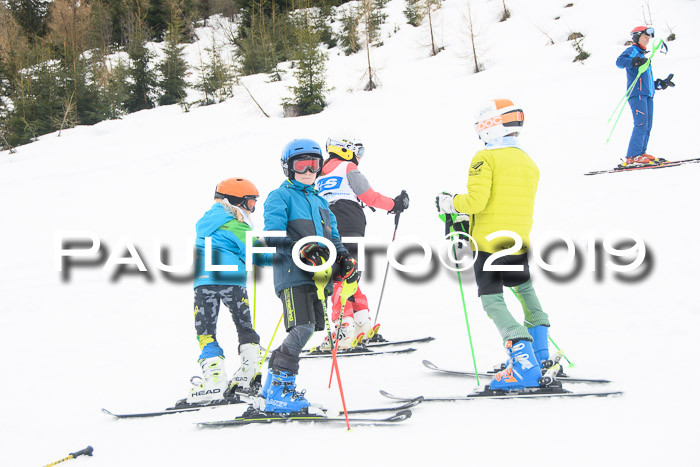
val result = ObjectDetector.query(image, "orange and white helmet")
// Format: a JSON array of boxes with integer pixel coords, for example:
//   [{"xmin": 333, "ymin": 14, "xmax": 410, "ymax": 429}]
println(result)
[{"xmin": 474, "ymin": 99, "xmax": 524, "ymax": 144}]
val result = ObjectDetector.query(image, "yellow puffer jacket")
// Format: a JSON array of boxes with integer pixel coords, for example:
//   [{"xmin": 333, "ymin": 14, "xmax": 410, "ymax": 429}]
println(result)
[{"xmin": 453, "ymin": 145, "xmax": 539, "ymax": 255}]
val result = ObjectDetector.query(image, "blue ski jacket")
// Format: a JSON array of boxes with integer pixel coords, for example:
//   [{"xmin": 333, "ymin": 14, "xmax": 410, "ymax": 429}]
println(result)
[
  {"xmin": 616, "ymin": 44, "xmax": 655, "ymax": 98},
  {"xmin": 194, "ymin": 202, "xmax": 272, "ymax": 289},
  {"xmin": 263, "ymin": 179, "xmax": 349, "ymax": 296}
]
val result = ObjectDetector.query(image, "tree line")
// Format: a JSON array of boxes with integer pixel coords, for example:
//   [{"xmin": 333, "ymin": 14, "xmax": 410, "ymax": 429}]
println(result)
[{"xmin": 0, "ymin": 0, "xmax": 451, "ymax": 151}]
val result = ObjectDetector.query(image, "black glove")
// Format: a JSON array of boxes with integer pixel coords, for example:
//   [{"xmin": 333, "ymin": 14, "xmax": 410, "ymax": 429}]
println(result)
[
  {"xmin": 631, "ymin": 56, "xmax": 648, "ymax": 68},
  {"xmin": 390, "ymin": 190, "xmax": 409, "ymax": 214},
  {"xmin": 665, "ymin": 73, "xmax": 675, "ymax": 87},
  {"xmin": 299, "ymin": 242, "xmax": 330, "ymax": 266},
  {"xmin": 655, "ymin": 73, "xmax": 675, "ymax": 90},
  {"xmin": 337, "ymin": 255, "xmax": 359, "ymax": 283}
]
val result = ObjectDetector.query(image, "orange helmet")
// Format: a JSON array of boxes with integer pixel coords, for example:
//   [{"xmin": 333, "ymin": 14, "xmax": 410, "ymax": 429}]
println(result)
[{"xmin": 214, "ymin": 178, "xmax": 259, "ymax": 212}]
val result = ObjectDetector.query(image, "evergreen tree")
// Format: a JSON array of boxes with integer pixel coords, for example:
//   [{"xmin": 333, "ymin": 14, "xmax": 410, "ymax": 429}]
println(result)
[
  {"xmin": 6, "ymin": 0, "xmax": 49, "ymax": 37},
  {"xmin": 284, "ymin": 5, "xmax": 329, "ymax": 116},
  {"xmin": 235, "ymin": 0, "xmax": 292, "ymax": 75},
  {"xmin": 101, "ymin": 58, "xmax": 131, "ymax": 118},
  {"xmin": 147, "ymin": 0, "xmax": 170, "ymax": 40},
  {"xmin": 157, "ymin": 15, "xmax": 189, "ymax": 105},
  {"xmin": 403, "ymin": 0, "xmax": 421, "ymax": 27},
  {"xmin": 126, "ymin": 41, "xmax": 157, "ymax": 112},
  {"xmin": 338, "ymin": 6, "xmax": 360, "ymax": 55},
  {"xmin": 194, "ymin": 39, "xmax": 233, "ymax": 105}
]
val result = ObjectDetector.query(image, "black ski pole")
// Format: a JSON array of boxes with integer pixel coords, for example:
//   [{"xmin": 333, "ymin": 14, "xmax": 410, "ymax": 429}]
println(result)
[
  {"xmin": 44, "ymin": 446, "xmax": 93, "ymax": 467},
  {"xmin": 373, "ymin": 201, "xmax": 403, "ymax": 326}
]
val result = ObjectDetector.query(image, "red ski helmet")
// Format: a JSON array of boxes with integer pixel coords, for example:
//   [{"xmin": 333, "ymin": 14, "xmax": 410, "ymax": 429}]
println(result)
[{"xmin": 631, "ymin": 26, "xmax": 654, "ymax": 43}]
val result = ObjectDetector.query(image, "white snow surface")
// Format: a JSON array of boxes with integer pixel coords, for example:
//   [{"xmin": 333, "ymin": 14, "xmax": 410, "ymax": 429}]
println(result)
[{"xmin": 2, "ymin": 0, "xmax": 699, "ymax": 465}]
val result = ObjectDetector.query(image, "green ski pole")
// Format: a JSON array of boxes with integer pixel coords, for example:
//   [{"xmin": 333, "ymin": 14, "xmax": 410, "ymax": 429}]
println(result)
[{"xmin": 441, "ymin": 213, "xmax": 480, "ymax": 386}]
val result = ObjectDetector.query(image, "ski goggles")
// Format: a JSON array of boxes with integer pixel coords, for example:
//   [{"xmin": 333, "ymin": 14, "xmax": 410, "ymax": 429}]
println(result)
[
  {"xmin": 290, "ymin": 156, "xmax": 322, "ymax": 174},
  {"xmin": 635, "ymin": 27, "xmax": 654, "ymax": 37},
  {"xmin": 239, "ymin": 196, "xmax": 258, "ymax": 213}
]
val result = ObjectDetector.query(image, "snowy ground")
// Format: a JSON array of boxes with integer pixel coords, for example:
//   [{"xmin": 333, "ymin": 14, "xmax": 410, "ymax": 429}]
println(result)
[{"xmin": 1, "ymin": 0, "xmax": 699, "ymax": 465}]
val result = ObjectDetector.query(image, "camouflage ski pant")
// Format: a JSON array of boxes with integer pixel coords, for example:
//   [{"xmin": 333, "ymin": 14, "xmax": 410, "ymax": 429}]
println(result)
[{"xmin": 194, "ymin": 285, "xmax": 260, "ymax": 358}]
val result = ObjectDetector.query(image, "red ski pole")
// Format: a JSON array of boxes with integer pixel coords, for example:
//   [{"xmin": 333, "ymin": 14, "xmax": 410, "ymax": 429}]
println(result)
[
  {"xmin": 328, "ymin": 280, "xmax": 358, "ymax": 387},
  {"xmin": 314, "ymin": 266, "xmax": 351, "ymax": 430}
]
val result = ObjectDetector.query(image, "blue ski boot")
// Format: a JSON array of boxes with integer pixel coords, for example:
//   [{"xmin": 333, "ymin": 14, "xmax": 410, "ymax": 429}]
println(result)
[
  {"xmin": 489, "ymin": 340, "xmax": 542, "ymax": 390},
  {"xmin": 263, "ymin": 370, "xmax": 310, "ymax": 413},
  {"xmin": 260, "ymin": 368, "xmax": 273, "ymax": 397},
  {"xmin": 528, "ymin": 325, "xmax": 550, "ymax": 369}
]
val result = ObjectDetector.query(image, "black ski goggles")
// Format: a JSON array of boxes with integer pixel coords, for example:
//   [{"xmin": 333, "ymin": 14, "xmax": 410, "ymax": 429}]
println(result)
[{"xmin": 239, "ymin": 196, "xmax": 258, "ymax": 213}]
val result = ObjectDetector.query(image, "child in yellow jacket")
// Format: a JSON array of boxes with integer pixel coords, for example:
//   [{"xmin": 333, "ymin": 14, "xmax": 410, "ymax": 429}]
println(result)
[{"xmin": 436, "ymin": 99, "xmax": 550, "ymax": 391}]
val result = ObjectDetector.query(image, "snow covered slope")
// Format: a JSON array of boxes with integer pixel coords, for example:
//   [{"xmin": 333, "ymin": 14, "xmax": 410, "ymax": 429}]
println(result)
[{"xmin": 1, "ymin": 0, "xmax": 699, "ymax": 465}]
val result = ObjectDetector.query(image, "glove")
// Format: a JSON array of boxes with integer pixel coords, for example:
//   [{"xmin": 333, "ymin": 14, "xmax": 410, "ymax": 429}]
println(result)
[
  {"xmin": 435, "ymin": 192, "xmax": 458, "ymax": 214},
  {"xmin": 337, "ymin": 255, "xmax": 359, "ymax": 283},
  {"xmin": 665, "ymin": 73, "xmax": 675, "ymax": 87},
  {"xmin": 631, "ymin": 56, "xmax": 648, "ymax": 68},
  {"xmin": 299, "ymin": 242, "xmax": 330, "ymax": 266},
  {"xmin": 390, "ymin": 190, "xmax": 409, "ymax": 214},
  {"xmin": 655, "ymin": 73, "xmax": 675, "ymax": 90},
  {"xmin": 654, "ymin": 78, "xmax": 667, "ymax": 90},
  {"xmin": 453, "ymin": 214, "xmax": 470, "ymax": 234}
]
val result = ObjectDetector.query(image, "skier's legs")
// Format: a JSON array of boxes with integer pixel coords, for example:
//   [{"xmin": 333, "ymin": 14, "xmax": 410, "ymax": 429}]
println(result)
[
  {"xmin": 269, "ymin": 285, "xmax": 324, "ymax": 373},
  {"xmin": 268, "ymin": 324, "xmax": 315, "ymax": 374},
  {"xmin": 641, "ymin": 96, "xmax": 654, "ymax": 153},
  {"xmin": 474, "ymin": 252, "xmax": 531, "ymax": 344},
  {"xmin": 220, "ymin": 285, "xmax": 260, "ymax": 348},
  {"xmin": 189, "ymin": 286, "xmax": 228, "ymax": 402},
  {"xmin": 194, "ymin": 285, "xmax": 225, "ymax": 359},
  {"xmin": 481, "ymin": 293, "xmax": 531, "ymax": 344},
  {"xmin": 626, "ymin": 95, "xmax": 651, "ymax": 158},
  {"xmin": 331, "ymin": 280, "xmax": 354, "ymax": 321},
  {"xmin": 510, "ymin": 279, "xmax": 550, "ymax": 328}
]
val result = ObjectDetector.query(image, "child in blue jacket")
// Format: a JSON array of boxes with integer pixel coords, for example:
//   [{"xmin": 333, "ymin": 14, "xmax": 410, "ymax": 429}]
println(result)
[
  {"xmin": 185, "ymin": 178, "xmax": 271, "ymax": 405},
  {"xmin": 259, "ymin": 138, "xmax": 358, "ymax": 414},
  {"xmin": 616, "ymin": 26, "xmax": 674, "ymax": 166}
]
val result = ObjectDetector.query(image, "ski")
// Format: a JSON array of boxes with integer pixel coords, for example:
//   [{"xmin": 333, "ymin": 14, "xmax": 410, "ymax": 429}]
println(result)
[
  {"xmin": 301, "ymin": 337, "xmax": 434, "ymax": 354},
  {"xmin": 197, "ymin": 408, "xmax": 412, "ymax": 427},
  {"xmin": 585, "ymin": 161, "xmax": 681, "ymax": 176},
  {"xmin": 364, "ymin": 336, "xmax": 435, "ymax": 349},
  {"xmin": 102, "ymin": 394, "xmax": 422, "ymax": 419},
  {"xmin": 422, "ymin": 359, "xmax": 612, "ymax": 384},
  {"xmin": 341, "ymin": 396, "xmax": 423, "ymax": 414},
  {"xmin": 584, "ymin": 157, "xmax": 700, "ymax": 176},
  {"xmin": 101, "ymin": 395, "xmax": 245, "ymax": 419},
  {"xmin": 300, "ymin": 347, "xmax": 416, "ymax": 359},
  {"xmin": 379, "ymin": 388, "xmax": 622, "ymax": 402}
]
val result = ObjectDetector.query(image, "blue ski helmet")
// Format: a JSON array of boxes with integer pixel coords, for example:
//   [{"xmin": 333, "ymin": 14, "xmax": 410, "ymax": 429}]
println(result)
[{"xmin": 281, "ymin": 138, "xmax": 323, "ymax": 179}]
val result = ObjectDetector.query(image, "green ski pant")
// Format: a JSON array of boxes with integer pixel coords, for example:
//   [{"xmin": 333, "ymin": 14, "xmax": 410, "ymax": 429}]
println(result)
[{"xmin": 480, "ymin": 279, "xmax": 550, "ymax": 344}]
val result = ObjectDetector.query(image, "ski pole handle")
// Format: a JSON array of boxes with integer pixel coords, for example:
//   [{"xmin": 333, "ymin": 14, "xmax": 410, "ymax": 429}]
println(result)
[{"xmin": 44, "ymin": 446, "xmax": 93, "ymax": 467}]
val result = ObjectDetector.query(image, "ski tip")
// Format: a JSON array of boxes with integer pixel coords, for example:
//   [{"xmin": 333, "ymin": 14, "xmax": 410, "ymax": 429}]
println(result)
[
  {"xmin": 396, "ymin": 396, "xmax": 424, "ymax": 409},
  {"xmin": 101, "ymin": 408, "xmax": 114, "ymax": 416},
  {"xmin": 379, "ymin": 389, "xmax": 394, "ymax": 398},
  {"xmin": 422, "ymin": 360, "xmax": 438, "ymax": 370},
  {"xmin": 390, "ymin": 409, "xmax": 413, "ymax": 422}
]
